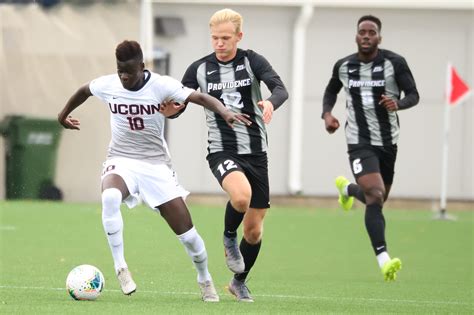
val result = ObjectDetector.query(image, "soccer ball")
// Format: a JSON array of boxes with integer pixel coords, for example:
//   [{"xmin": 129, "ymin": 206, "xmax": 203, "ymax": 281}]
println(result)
[{"xmin": 66, "ymin": 264, "xmax": 105, "ymax": 300}]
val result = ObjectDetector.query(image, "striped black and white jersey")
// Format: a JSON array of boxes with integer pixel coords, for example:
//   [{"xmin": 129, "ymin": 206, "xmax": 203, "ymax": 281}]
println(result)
[
  {"xmin": 182, "ymin": 48, "xmax": 288, "ymax": 155},
  {"xmin": 322, "ymin": 49, "xmax": 419, "ymax": 146}
]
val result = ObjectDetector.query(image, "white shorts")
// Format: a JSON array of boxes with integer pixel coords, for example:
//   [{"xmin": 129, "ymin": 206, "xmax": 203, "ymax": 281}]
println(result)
[{"xmin": 101, "ymin": 157, "xmax": 189, "ymax": 210}]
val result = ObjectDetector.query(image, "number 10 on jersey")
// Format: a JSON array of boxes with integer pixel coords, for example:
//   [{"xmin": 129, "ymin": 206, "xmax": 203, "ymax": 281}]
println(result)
[{"xmin": 127, "ymin": 117, "xmax": 144, "ymax": 130}]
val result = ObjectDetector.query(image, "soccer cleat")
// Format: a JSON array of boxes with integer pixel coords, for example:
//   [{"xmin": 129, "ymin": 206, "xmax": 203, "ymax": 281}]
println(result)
[
  {"xmin": 227, "ymin": 278, "xmax": 254, "ymax": 302},
  {"xmin": 223, "ymin": 235, "xmax": 245, "ymax": 274},
  {"xmin": 198, "ymin": 279, "xmax": 220, "ymax": 302},
  {"xmin": 381, "ymin": 258, "xmax": 402, "ymax": 281},
  {"xmin": 117, "ymin": 268, "xmax": 137, "ymax": 295},
  {"xmin": 335, "ymin": 176, "xmax": 354, "ymax": 211}
]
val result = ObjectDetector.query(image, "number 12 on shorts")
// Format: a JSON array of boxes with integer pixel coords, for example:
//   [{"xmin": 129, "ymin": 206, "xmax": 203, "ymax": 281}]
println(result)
[{"xmin": 217, "ymin": 159, "xmax": 238, "ymax": 176}]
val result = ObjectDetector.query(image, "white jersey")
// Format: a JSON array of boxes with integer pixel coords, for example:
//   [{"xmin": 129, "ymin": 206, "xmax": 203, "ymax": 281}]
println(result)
[{"xmin": 90, "ymin": 71, "xmax": 194, "ymax": 164}]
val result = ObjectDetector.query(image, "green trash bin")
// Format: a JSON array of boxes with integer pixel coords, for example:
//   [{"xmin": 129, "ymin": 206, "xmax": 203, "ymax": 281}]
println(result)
[{"xmin": 0, "ymin": 115, "xmax": 63, "ymax": 200}]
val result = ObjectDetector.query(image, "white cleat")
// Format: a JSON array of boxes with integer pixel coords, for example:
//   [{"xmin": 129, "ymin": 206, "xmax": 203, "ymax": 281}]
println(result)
[
  {"xmin": 223, "ymin": 235, "xmax": 245, "ymax": 274},
  {"xmin": 228, "ymin": 278, "xmax": 253, "ymax": 302},
  {"xmin": 198, "ymin": 279, "xmax": 220, "ymax": 302},
  {"xmin": 117, "ymin": 268, "xmax": 137, "ymax": 295}
]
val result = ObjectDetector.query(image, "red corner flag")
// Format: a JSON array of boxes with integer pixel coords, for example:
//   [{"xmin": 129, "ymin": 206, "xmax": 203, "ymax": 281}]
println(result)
[{"xmin": 447, "ymin": 64, "xmax": 471, "ymax": 106}]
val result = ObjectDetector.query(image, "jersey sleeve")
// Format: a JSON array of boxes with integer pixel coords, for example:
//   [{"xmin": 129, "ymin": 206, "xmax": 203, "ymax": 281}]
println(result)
[
  {"xmin": 181, "ymin": 62, "xmax": 200, "ymax": 90},
  {"xmin": 89, "ymin": 76, "xmax": 109, "ymax": 102},
  {"xmin": 247, "ymin": 50, "xmax": 288, "ymax": 110},
  {"xmin": 321, "ymin": 60, "xmax": 344, "ymax": 118},
  {"xmin": 160, "ymin": 76, "xmax": 195, "ymax": 104},
  {"xmin": 393, "ymin": 57, "xmax": 420, "ymax": 110}
]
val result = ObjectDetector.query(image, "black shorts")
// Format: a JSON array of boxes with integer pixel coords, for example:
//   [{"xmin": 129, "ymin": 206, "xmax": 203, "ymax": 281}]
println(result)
[
  {"xmin": 207, "ymin": 151, "xmax": 270, "ymax": 209},
  {"xmin": 347, "ymin": 144, "xmax": 398, "ymax": 185}
]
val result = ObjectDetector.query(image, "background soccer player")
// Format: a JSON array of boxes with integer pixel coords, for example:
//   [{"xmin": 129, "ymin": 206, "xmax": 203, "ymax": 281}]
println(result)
[
  {"xmin": 321, "ymin": 15, "xmax": 419, "ymax": 281},
  {"xmin": 58, "ymin": 40, "xmax": 250, "ymax": 302},
  {"xmin": 181, "ymin": 8, "xmax": 288, "ymax": 302}
]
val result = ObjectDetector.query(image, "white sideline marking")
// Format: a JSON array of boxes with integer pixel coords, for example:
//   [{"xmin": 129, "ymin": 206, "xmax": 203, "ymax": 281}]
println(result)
[
  {"xmin": 0, "ymin": 285, "xmax": 470, "ymax": 306},
  {"xmin": 0, "ymin": 226, "xmax": 16, "ymax": 231}
]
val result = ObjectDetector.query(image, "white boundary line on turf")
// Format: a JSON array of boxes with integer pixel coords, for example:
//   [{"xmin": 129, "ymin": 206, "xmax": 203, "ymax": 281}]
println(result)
[
  {"xmin": 0, "ymin": 225, "xmax": 16, "ymax": 231},
  {"xmin": 0, "ymin": 285, "xmax": 470, "ymax": 306}
]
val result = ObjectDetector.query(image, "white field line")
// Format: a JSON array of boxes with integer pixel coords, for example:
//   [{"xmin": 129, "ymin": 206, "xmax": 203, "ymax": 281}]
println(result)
[
  {"xmin": 0, "ymin": 285, "xmax": 470, "ymax": 306},
  {"xmin": 0, "ymin": 225, "xmax": 17, "ymax": 231}
]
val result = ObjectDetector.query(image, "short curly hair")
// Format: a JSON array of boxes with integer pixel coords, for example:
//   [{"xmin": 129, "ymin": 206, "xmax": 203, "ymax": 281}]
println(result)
[
  {"xmin": 357, "ymin": 15, "xmax": 382, "ymax": 32},
  {"xmin": 115, "ymin": 40, "xmax": 143, "ymax": 62}
]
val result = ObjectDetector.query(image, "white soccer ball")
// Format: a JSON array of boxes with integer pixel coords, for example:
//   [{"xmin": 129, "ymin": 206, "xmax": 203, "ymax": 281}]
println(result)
[{"xmin": 66, "ymin": 264, "xmax": 105, "ymax": 300}]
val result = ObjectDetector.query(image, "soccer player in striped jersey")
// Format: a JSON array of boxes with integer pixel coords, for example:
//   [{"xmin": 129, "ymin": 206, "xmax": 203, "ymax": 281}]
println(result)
[
  {"xmin": 181, "ymin": 8, "xmax": 288, "ymax": 302},
  {"xmin": 322, "ymin": 15, "xmax": 419, "ymax": 281},
  {"xmin": 58, "ymin": 40, "xmax": 251, "ymax": 302}
]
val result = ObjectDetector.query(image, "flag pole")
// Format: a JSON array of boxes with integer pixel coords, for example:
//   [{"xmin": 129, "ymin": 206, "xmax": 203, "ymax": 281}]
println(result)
[
  {"xmin": 437, "ymin": 96, "xmax": 456, "ymax": 219},
  {"xmin": 436, "ymin": 63, "xmax": 457, "ymax": 220}
]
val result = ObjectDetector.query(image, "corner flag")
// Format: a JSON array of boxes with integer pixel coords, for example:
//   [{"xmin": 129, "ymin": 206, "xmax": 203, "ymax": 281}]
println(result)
[
  {"xmin": 438, "ymin": 64, "xmax": 471, "ymax": 220},
  {"xmin": 447, "ymin": 64, "xmax": 471, "ymax": 106}
]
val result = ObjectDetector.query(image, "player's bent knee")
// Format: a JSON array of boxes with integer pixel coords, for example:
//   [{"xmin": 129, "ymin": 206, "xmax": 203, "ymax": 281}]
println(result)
[
  {"xmin": 102, "ymin": 188, "xmax": 122, "ymax": 212},
  {"xmin": 231, "ymin": 197, "xmax": 250, "ymax": 213},
  {"xmin": 364, "ymin": 187, "xmax": 385, "ymax": 205},
  {"xmin": 243, "ymin": 226, "xmax": 263, "ymax": 244}
]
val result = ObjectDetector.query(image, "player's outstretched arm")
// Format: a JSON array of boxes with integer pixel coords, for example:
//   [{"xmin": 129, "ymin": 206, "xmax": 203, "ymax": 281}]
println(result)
[
  {"xmin": 159, "ymin": 101, "xmax": 187, "ymax": 118},
  {"xmin": 187, "ymin": 91, "xmax": 252, "ymax": 128},
  {"xmin": 58, "ymin": 84, "xmax": 92, "ymax": 130}
]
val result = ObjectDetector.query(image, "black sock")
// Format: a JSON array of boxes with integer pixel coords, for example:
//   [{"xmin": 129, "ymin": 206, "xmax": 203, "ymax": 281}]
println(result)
[
  {"xmin": 364, "ymin": 203, "xmax": 387, "ymax": 255},
  {"xmin": 234, "ymin": 238, "xmax": 262, "ymax": 282},
  {"xmin": 224, "ymin": 201, "xmax": 244, "ymax": 238},
  {"xmin": 348, "ymin": 183, "xmax": 366, "ymax": 203}
]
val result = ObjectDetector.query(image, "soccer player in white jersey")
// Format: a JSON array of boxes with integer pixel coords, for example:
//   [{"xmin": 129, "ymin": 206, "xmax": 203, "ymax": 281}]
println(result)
[{"xmin": 58, "ymin": 40, "xmax": 251, "ymax": 302}]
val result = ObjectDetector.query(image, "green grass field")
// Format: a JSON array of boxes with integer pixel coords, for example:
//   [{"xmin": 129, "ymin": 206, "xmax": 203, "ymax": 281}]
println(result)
[{"xmin": 0, "ymin": 200, "xmax": 472, "ymax": 314}]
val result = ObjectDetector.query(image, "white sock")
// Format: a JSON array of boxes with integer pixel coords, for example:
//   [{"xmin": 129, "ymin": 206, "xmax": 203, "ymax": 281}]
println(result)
[
  {"xmin": 377, "ymin": 251, "xmax": 391, "ymax": 268},
  {"xmin": 343, "ymin": 184, "xmax": 349, "ymax": 196},
  {"xmin": 102, "ymin": 188, "xmax": 127, "ymax": 272},
  {"xmin": 177, "ymin": 226, "xmax": 212, "ymax": 283}
]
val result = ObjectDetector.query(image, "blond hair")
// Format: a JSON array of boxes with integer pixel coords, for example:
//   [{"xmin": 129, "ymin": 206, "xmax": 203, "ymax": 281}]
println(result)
[{"xmin": 209, "ymin": 8, "xmax": 243, "ymax": 33}]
